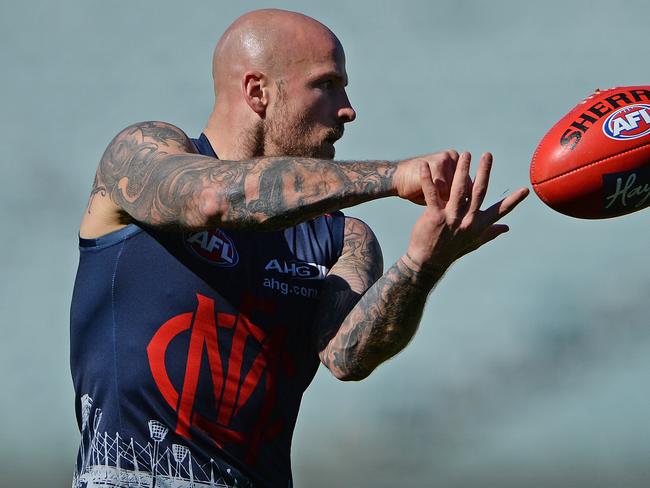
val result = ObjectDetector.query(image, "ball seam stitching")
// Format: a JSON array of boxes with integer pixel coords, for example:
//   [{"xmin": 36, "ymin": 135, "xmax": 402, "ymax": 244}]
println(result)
[{"xmin": 532, "ymin": 140, "xmax": 650, "ymax": 185}]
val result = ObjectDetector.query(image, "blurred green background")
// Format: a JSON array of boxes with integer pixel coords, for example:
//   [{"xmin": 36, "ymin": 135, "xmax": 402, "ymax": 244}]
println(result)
[{"xmin": 2, "ymin": 1, "xmax": 650, "ymax": 486}]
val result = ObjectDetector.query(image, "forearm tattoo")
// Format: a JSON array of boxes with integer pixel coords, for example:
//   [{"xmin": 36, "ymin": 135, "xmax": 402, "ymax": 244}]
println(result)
[
  {"xmin": 320, "ymin": 256, "xmax": 442, "ymax": 380},
  {"xmin": 90, "ymin": 121, "xmax": 397, "ymax": 230}
]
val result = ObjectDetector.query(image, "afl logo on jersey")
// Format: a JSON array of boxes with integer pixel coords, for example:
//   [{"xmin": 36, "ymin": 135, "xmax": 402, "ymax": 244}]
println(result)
[
  {"xmin": 185, "ymin": 229, "xmax": 239, "ymax": 267},
  {"xmin": 603, "ymin": 104, "xmax": 650, "ymax": 140}
]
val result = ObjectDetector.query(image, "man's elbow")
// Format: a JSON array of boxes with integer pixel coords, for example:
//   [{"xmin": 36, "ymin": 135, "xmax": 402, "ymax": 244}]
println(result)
[
  {"xmin": 192, "ymin": 187, "xmax": 228, "ymax": 227},
  {"xmin": 330, "ymin": 365, "xmax": 374, "ymax": 382},
  {"xmin": 320, "ymin": 347, "xmax": 379, "ymax": 381},
  {"xmin": 195, "ymin": 186, "xmax": 278, "ymax": 230}
]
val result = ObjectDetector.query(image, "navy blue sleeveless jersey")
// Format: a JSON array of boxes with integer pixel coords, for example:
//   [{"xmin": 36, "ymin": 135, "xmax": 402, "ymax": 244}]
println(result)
[{"xmin": 70, "ymin": 133, "xmax": 345, "ymax": 488}]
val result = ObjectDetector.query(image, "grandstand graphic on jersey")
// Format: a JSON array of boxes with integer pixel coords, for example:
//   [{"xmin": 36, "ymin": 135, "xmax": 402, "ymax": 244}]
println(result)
[{"xmin": 73, "ymin": 394, "xmax": 247, "ymax": 488}]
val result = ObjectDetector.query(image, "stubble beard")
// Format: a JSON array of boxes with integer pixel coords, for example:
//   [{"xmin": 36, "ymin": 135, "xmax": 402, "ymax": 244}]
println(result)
[
  {"xmin": 264, "ymin": 105, "xmax": 333, "ymax": 159},
  {"xmin": 241, "ymin": 91, "xmax": 336, "ymax": 159},
  {"xmin": 241, "ymin": 116, "xmax": 337, "ymax": 159},
  {"xmin": 239, "ymin": 84, "xmax": 341, "ymax": 159}
]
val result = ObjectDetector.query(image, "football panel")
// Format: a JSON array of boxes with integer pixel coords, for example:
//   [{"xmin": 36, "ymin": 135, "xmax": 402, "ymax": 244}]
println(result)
[
  {"xmin": 532, "ymin": 144, "xmax": 650, "ymax": 218},
  {"xmin": 531, "ymin": 87, "xmax": 650, "ymax": 185}
]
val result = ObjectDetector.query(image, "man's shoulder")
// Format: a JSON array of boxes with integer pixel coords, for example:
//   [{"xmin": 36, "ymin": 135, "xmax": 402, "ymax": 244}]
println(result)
[
  {"xmin": 80, "ymin": 121, "xmax": 196, "ymax": 239},
  {"xmin": 339, "ymin": 215, "xmax": 383, "ymax": 272},
  {"xmin": 342, "ymin": 216, "xmax": 377, "ymax": 241},
  {"xmin": 107, "ymin": 121, "xmax": 194, "ymax": 152}
]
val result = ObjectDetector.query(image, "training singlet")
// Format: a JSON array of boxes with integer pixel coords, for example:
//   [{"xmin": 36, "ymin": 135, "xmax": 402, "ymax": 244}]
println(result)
[{"xmin": 70, "ymin": 133, "xmax": 345, "ymax": 488}]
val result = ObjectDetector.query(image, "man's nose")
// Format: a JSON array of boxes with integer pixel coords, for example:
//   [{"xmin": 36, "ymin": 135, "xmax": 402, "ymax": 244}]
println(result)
[
  {"xmin": 337, "ymin": 88, "xmax": 356, "ymax": 123},
  {"xmin": 338, "ymin": 105, "xmax": 356, "ymax": 123}
]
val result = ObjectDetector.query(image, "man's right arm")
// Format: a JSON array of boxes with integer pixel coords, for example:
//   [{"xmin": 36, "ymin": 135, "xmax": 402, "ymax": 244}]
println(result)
[{"xmin": 83, "ymin": 121, "xmax": 451, "ymax": 236}]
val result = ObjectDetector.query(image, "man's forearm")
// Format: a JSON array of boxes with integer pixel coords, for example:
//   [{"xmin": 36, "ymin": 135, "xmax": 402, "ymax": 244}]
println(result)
[
  {"xmin": 95, "ymin": 121, "xmax": 398, "ymax": 231},
  {"xmin": 321, "ymin": 255, "xmax": 444, "ymax": 381},
  {"xmin": 198, "ymin": 156, "xmax": 398, "ymax": 230}
]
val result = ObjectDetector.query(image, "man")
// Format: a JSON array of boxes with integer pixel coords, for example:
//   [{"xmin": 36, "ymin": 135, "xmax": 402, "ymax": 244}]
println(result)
[{"xmin": 70, "ymin": 8, "xmax": 528, "ymax": 488}]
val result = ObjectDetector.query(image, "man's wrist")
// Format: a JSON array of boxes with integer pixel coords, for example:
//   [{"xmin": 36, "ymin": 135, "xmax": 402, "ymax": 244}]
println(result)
[
  {"xmin": 387, "ymin": 160, "xmax": 400, "ymax": 197},
  {"xmin": 388, "ymin": 159, "xmax": 407, "ymax": 198},
  {"xmin": 399, "ymin": 253, "xmax": 447, "ymax": 287}
]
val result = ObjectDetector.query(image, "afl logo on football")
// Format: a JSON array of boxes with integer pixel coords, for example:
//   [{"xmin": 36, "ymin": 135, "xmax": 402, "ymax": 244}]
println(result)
[
  {"xmin": 603, "ymin": 104, "xmax": 650, "ymax": 140},
  {"xmin": 185, "ymin": 229, "xmax": 239, "ymax": 267}
]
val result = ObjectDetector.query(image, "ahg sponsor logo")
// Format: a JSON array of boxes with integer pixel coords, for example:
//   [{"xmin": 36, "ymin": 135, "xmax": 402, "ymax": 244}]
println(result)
[
  {"xmin": 602, "ymin": 104, "xmax": 650, "ymax": 140},
  {"xmin": 264, "ymin": 259, "xmax": 328, "ymax": 280},
  {"xmin": 262, "ymin": 278, "xmax": 319, "ymax": 299},
  {"xmin": 185, "ymin": 229, "xmax": 239, "ymax": 267},
  {"xmin": 603, "ymin": 167, "xmax": 650, "ymax": 212}
]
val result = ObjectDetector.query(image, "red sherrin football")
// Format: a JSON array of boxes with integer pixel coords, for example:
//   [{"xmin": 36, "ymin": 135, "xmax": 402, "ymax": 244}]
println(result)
[{"xmin": 530, "ymin": 86, "xmax": 650, "ymax": 218}]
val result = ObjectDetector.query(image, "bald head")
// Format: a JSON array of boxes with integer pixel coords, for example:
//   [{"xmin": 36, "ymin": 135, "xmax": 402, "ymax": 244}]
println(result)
[
  {"xmin": 212, "ymin": 9, "xmax": 341, "ymax": 97},
  {"xmin": 204, "ymin": 9, "xmax": 354, "ymax": 161}
]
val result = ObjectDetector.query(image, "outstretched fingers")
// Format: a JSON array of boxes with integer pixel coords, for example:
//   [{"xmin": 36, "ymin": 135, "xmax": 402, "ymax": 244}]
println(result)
[
  {"xmin": 467, "ymin": 152, "xmax": 492, "ymax": 216},
  {"xmin": 433, "ymin": 150, "xmax": 458, "ymax": 202},
  {"xmin": 447, "ymin": 152, "xmax": 471, "ymax": 219},
  {"xmin": 478, "ymin": 223, "xmax": 510, "ymax": 245},
  {"xmin": 482, "ymin": 187, "xmax": 530, "ymax": 226},
  {"xmin": 419, "ymin": 160, "xmax": 442, "ymax": 209}
]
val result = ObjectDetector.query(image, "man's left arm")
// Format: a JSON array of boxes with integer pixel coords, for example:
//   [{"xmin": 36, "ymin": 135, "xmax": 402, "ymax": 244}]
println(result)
[
  {"xmin": 315, "ymin": 152, "xmax": 529, "ymax": 381},
  {"xmin": 315, "ymin": 217, "xmax": 440, "ymax": 381}
]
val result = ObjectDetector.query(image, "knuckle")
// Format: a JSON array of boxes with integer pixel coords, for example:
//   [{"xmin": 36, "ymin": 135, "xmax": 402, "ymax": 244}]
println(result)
[
  {"xmin": 427, "ymin": 161, "xmax": 444, "ymax": 179},
  {"xmin": 432, "ymin": 213, "xmax": 446, "ymax": 226},
  {"xmin": 436, "ymin": 149, "xmax": 458, "ymax": 162},
  {"xmin": 430, "ymin": 159, "xmax": 443, "ymax": 171},
  {"xmin": 425, "ymin": 210, "xmax": 446, "ymax": 226},
  {"xmin": 461, "ymin": 215, "xmax": 475, "ymax": 229},
  {"xmin": 447, "ymin": 215, "xmax": 462, "ymax": 228}
]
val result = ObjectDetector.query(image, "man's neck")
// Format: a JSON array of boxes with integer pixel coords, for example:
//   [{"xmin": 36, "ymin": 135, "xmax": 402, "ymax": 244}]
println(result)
[{"xmin": 203, "ymin": 111, "xmax": 257, "ymax": 161}]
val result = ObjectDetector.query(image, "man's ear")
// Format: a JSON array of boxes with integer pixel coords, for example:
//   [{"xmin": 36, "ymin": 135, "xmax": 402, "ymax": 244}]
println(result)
[{"xmin": 242, "ymin": 71, "xmax": 269, "ymax": 117}]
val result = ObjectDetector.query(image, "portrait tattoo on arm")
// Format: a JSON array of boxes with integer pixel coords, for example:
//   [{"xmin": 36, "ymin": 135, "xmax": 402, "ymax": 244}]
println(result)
[{"xmin": 89, "ymin": 121, "xmax": 398, "ymax": 231}]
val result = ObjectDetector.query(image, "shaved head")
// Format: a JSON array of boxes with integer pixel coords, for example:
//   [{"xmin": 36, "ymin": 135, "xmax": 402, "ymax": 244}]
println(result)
[
  {"xmin": 204, "ymin": 9, "xmax": 355, "ymax": 161},
  {"xmin": 212, "ymin": 9, "xmax": 340, "ymax": 97}
]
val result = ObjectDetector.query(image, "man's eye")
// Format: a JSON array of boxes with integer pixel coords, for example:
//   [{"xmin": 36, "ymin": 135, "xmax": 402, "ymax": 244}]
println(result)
[{"xmin": 319, "ymin": 80, "xmax": 333, "ymax": 89}]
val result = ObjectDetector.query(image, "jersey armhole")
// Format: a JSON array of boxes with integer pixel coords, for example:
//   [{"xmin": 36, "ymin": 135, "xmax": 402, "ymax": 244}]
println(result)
[
  {"xmin": 79, "ymin": 223, "xmax": 143, "ymax": 250},
  {"xmin": 330, "ymin": 211, "xmax": 346, "ymax": 260}
]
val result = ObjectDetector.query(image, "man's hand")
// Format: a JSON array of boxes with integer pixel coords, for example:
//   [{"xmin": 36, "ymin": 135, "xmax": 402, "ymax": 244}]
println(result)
[
  {"xmin": 405, "ymin": 151, "xmax": 529, "ymax": 272},
  {"xmin": 393, "ymin": 150, "xmax": 461, "ymax": 204},
  {"xmin": 315, "ymin": 152, "xmax": 528, "ymax": 381}
]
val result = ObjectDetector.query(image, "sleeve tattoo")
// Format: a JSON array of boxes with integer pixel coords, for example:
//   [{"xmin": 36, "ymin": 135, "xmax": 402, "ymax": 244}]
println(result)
[
  {"xmin": 90, "ymin": 121, "xmax": 397, "ymax": 230},
  {"xmin": 317, "ymin": 218, "xmax": 443, "ymax": 380}
]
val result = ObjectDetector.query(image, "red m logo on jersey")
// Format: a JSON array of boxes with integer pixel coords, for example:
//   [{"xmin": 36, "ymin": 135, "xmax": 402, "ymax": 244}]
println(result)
[{"xmin": 146, "ymin": 293, "xmax": 293, "ymax": 464}]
